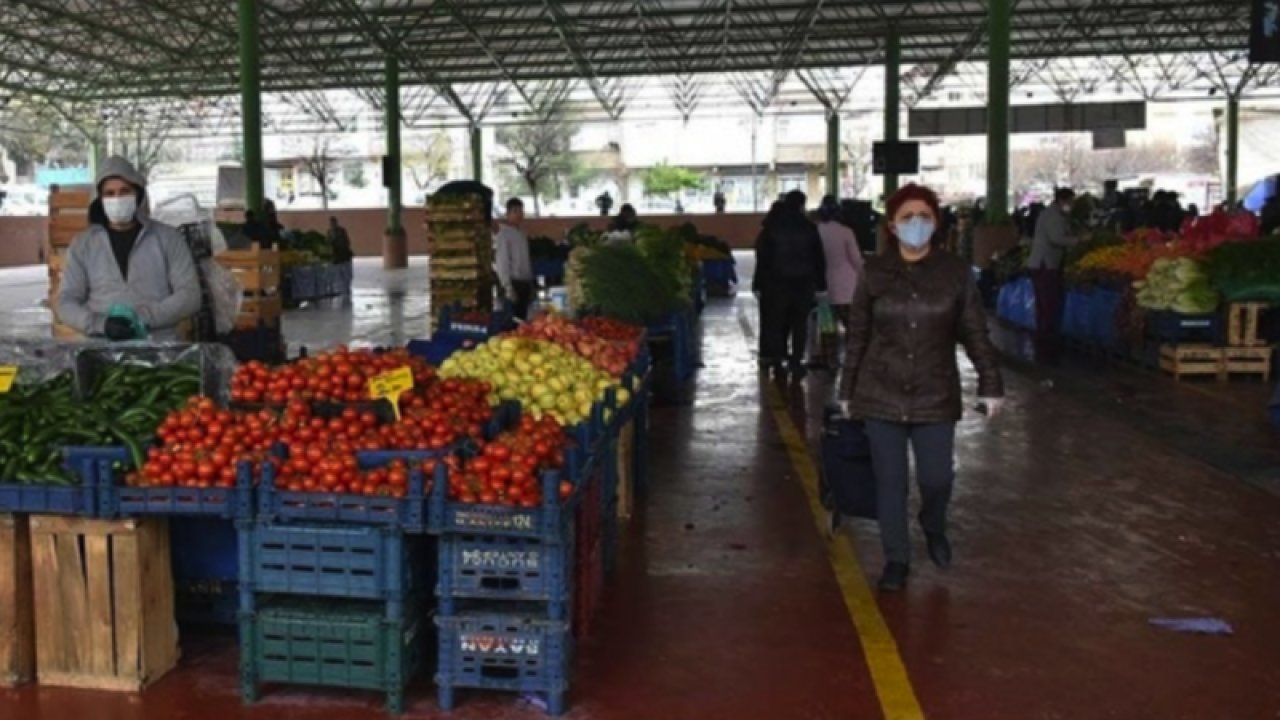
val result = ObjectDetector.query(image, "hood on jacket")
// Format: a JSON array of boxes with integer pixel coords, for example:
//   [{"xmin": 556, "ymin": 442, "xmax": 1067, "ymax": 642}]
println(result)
[
  {"xmin": 92, "ymin": 156, "xmax": 149, "ymax": 226},
  {"xmin": 96, "ymin": 156, "xmax": 147, "ymax": 193}
]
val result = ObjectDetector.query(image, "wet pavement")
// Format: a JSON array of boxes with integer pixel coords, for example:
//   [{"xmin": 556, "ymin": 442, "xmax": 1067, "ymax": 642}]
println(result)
[{"xmin": 1, "ymin": 255, "xmax": 1279, "ymax": 719}]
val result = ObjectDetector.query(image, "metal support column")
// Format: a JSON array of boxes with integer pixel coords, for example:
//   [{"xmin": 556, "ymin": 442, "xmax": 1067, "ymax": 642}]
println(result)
[
  {"xmin": 470, "ymin": 125, "xmax": 483, "ymax": 182},
  {"xmin": 385, "ymin": 54, "xmax": 403, "ymax": 235},
  {"xmin": 826, "ymin": 112, "xmax": 841, "ymax": 200},
  {"xmin": 884, "ymin": 29, "xmax": 901, "ymax": 200},
  {"xmin": 1226, "ymin": 97, "xmax": 1240, "ymax": 206},
  {"xmin": 986, "ymin": 0, "xmax": 1012, "ymax": 221},
  {"xmin": 384, "ymin": 53, "xmax": 407, "ymax": 269},
  {"xmin": 237, "ymin": 0, "xmax": 263, "ymax": 216}
]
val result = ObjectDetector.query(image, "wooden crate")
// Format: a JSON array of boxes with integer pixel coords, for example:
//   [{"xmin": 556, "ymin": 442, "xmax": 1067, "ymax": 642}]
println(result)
[
  {"xmin": 1226, "ymin": 303, "xmax": 1266, "ymax": 348},
  {"xmin": 616, "ymin": 419, "xmax": 635, "ymax": 521},
  {"xmin": 237, "ymin": 294, "xmax": 282, "ymax": 330},
  {"xmin": 30, "ymin": 516, "xmax": 178, "ymax": 692},
  {"xmin": 216, "ymin": 246, "xmax": 281, "ymax": 293},
  {"xmin": 0, "ymin": 515, "xmax": 35, "ymax": 687},
  {"xmin": 1223, "ymin": 346, "xmax": 1272, "ymax": 381},
  {"xmin": 1159, "ymin": 344, "xmax": 1224, "ymax": 381},
  {"xmin": 47, "ymin": 186, "xmax": 93, "ymax": 251}
]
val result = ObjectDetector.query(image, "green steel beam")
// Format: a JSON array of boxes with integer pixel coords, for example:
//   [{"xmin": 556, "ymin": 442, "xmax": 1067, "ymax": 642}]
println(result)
[
  {"xmin": 239, "ymin": 0, "xmax": 263, "ymax": 217},
  {"xmin": 986, "ymin": 0, "xmax": 1012, "ymax": 221},
  {"xmin": 386, "ymin": 53, "xmax": 403, "ymax": 234},
  {"xmin": 1225, "ymin": 97, "xmax": 1240, "ymax": 205},
  {"xmin": 884, "ymin": 28, "xmax": 900, "ymax": 199},
  {"xmin": 470, "ymin": 125, "xmax": 483, "ymax": 182},
  {"xmin": 826, "ymin": 111, "xmax": 840, "ymax": 201}
]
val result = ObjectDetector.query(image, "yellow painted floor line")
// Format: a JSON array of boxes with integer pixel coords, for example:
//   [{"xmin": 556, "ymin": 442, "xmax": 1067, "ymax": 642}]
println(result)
[{"xmin": 764, "ymin": 382, "xmax": 926, "ymax": 720}]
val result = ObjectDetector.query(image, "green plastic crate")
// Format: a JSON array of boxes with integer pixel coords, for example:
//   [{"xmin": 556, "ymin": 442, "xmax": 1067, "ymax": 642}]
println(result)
[{"xmin": 240, "ymin": 598, "xmax": 425, "ymax": 713}]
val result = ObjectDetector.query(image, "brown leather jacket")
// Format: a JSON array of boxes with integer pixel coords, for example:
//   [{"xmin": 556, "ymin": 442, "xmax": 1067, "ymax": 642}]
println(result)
[{"xmin": 838, "ymin": 249, "xmax": 1003, "ymax": 424}]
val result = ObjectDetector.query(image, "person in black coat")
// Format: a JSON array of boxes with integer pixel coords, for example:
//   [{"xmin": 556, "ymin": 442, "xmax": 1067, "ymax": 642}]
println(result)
[{"xmin": 752, "ymin": 190, "xmax": 827, "ymax": 378}]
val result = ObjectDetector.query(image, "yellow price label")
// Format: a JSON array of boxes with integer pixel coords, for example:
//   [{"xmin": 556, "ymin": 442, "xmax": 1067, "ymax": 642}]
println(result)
[
  {"xmin": 368, "ymin": 366, "xmax": 414, "ymax": 420},
  {"xmin": 0, "ymin": 366, "xmax": 16, "ymax": 394}
]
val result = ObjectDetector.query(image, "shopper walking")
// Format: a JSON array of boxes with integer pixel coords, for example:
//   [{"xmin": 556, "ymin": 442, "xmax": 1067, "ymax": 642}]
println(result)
[
  {"xmin": 817, "ymin": 194, "xmax": 864, "ymax": 331},
  {"xmin": 328, "ymin": 216, "xmax": 354, "ymax": 292},
  {"xmin": 1026, "ymin": 187, "xmax": 1078, "ymax": 363},
  {"xmin": 495, "ymin": 197, "xmax": 534, "ymax": 320},
  {"xmin": 838, "ymin": 183, "xmax": 1004, "ymax": 592},
  {"xmin": 753, "ymin": 190, "xmax": 827, "ymax": 378},
  {"xmin": 58, "ymin": 156, "xmax": 202, "ymax": 341}
]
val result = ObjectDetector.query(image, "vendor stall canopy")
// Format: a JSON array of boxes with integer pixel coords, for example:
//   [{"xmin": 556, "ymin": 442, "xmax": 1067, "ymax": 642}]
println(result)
[{"xmin": 1, "ymin": 0, "xmax": 1278, "ymax": 134}]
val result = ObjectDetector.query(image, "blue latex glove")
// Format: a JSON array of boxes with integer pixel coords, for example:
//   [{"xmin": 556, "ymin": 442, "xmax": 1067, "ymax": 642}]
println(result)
[{"xmin": 106, "ymin": 303, "xmax": 148, "ymax": 340}]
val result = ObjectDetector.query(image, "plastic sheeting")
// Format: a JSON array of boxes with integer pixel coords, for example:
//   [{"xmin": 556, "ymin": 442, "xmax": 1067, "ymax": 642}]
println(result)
[{"xmin": 0, "ymin": 339, "xmax": 235, "ymax": 403}]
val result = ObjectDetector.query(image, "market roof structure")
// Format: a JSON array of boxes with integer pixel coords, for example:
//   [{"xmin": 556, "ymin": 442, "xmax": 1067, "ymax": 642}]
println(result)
[{"xmin": 0, "ymin": 0, "xmax": 1274, "ymax": 128}]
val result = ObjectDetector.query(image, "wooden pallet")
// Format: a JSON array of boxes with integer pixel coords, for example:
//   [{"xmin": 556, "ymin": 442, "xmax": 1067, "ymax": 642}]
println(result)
[
  {"xmin": 616, "ymin": 419, "xmax": 635, "ymax": 521},
  {"xmin": 1223, "ymin": 346, "xmax": 1272, "ymax": 381},
  {"xmin": 216, "ymin": 246, "xmax": 281, "ymax": 293},
  {"xmin": 1158, "ymin": 344, "xmax": 1224, "ymax": 381},
  {"xmin": 217, "ymin": 245, "xmax": 282, "ymax": 331},
  {"xmin": 46, "ymin": 186, "xmax": 93, "ymax": 251},
  {"xmin": 30, "ymin": 516, "xmax": 178, "ymax": 692},
  {"xmin": 1226, "ymin": 303, "xmax": 1267, "ymax": 348},
  {"xmin": 0, "ymin": 515, "xmax": 35, "ymax": 687}
]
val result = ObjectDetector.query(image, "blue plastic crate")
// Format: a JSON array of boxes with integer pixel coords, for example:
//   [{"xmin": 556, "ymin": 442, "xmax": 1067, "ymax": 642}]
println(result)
[
  {"xmin": 436, "ymin": 606, "xmax": 571, "ymax": 716},
  {"xmin": 288, "ymin": 265, "xmax": 320, "ymax": 301},
  {"xmin": 0, "ymin": 445, "xmax": 112, "ymax": 515},
  {"xmin": 101, "ymin": 458, "xmax": 256, "ymax": 519},
  {"xmin": 172, "ymin": 517, "xmax": 239, "ymax": 580},
  {"xmin": 701, "ymin": 258, "xmax": 737, "ymax": 285},
  {"xmin": 407, "ymin": 334, "xmax": 473, "ymax": 367},
  {"xmin": 437, "ymin": 302, "xmax": 514, "ymax": 340},
  {"xmin": 532, "ymin": 258, "xmax": 566, "ymax": 285},
  {"xmin": 1092, "ymin": 289, "xmax": 1124, "ymax": 345},
  {"xmin": 0, "ymin": 445, "xmax": 123, "ymax": 516},
  {"xmin": 239, "ymin": 522, "xmax": 430, "ymax": 618},
  {"xmin": 431, "ymin": 468, "xmax": 577, "ymax": 544},
  {"xmin": 257, "ymin": 455, "xmax": 438, "ymax": 532},
  {"xmin": 176, "ymin": 578, "xmax": 238, "ymax": 626},
  {"xmin": 1062, "ymin": 290, "xmax": 1089, "ymax": 340},
  {"xmin": 437, "ymin": 533, "xmax": 573, "ymax": 618}
]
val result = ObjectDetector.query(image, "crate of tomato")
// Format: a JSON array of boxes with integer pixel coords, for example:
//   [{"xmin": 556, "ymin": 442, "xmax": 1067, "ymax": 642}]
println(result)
[{"xmin": 429, "ymin": 413, "xmax": 591, "ymax": 544}]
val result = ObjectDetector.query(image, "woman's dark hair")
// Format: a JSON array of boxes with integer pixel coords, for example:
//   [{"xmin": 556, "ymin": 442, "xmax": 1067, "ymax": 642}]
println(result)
[{"xmin": 817, "ymin": 195, "xmax": 839, "ymax": 223}]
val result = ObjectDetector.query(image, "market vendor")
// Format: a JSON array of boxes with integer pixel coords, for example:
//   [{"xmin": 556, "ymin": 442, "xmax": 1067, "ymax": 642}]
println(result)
[
  {"xmin": 495, "ymin": 198, "xmax": 534, "ymax": 320},
  {"xmin": 57, "ymin": 156, "xmax": 201, "ymax": 341}
]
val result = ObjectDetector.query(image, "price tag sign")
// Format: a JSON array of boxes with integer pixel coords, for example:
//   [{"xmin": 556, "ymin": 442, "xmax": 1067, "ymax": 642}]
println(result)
[
  {"xmin": 0, "ymin": 366, "xmax": 16, "ymax": 394},
  {"xmin": 368, "ymin": 366, "xmax": 414, "ymax": 420}
]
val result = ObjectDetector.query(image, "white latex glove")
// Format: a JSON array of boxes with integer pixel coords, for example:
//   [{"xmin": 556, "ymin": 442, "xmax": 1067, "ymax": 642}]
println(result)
[{"xmin": 977, "ymin": 397, "xmax": 1004, "ymax": 418}]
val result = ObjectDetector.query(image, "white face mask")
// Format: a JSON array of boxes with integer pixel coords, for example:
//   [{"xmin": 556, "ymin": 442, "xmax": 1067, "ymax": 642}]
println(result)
[{"xmin": 103, "ymin": 195, "xmax": 137, "ymax": 224}]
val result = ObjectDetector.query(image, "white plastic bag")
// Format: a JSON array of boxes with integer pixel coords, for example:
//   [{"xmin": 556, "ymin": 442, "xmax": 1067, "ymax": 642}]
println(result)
[{"xmin": 201, "ymin": 259, "xmax": 242, "ymax": 335}]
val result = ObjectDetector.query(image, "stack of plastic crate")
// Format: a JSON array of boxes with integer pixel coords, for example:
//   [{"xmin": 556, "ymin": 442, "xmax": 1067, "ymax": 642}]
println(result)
[
  {"xmin": 433, "ymin": 437, "xmax": 599, "ymax": 716},
  {"xmin": 238, "ymin": 459, "xmax": 435, "ymax": 713}
]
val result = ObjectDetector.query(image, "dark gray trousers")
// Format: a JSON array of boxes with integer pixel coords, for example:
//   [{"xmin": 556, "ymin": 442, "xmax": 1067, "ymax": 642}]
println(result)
[{"xmin": 863, "ymin": 420, "xmax": 957, "ymax": 565}]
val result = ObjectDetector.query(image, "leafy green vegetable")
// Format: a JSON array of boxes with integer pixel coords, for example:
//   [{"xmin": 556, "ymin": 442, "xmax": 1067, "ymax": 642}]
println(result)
[{"xmin": 579, "ymin": 244, "xmax": 685, "ymax": 324}]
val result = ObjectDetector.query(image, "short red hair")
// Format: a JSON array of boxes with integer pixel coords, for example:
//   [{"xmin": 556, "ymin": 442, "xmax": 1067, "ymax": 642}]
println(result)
[
  {"xmin": 885, "ymin": 183, "xmax": 941, "ymax": 222},
  {"xmin": 880, "ymin": 183, "xmax": 942, "ymax": 253}
]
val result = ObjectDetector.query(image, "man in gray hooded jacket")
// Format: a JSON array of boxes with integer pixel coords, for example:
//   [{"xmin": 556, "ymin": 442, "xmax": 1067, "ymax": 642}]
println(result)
[{"xmin": 58, "ymin": 156, "xmax": 201, "ymax": 340}]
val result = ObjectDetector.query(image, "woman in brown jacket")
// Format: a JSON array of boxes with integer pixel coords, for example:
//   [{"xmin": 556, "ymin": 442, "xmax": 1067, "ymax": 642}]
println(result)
[{"xmin": 838, "ymin": 184, "xmax": 1005, "ymax": 592}]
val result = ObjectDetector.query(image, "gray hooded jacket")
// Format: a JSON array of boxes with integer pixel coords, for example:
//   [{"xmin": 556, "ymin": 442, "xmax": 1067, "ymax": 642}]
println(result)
[{"xmin": 57, "ymin": 157, "xmax": 201, "ymax": 340}]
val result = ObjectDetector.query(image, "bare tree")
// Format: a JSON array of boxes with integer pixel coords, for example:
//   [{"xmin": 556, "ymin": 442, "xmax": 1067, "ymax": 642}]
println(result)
[
  {"xmin": 404, "ymin": 132, "xmax": 453, "ymax": 196},
  {"xmin": 496, "ymin": 108, "xmax": 580, "ymax": 216},
  {"xmin": 115, "ymin": 121, "xmax": 178, "ymax": 179},
  {"xmin": 303, "ymin": 136, "xmax": 338, "ymax": 211},
  {"xmin": 1180, "ymin": 124, "xmax": 1220, "ymax": 176},
  {"xmin": 841, "ymin": 134, "xmax": 872, "ymax": 199}
]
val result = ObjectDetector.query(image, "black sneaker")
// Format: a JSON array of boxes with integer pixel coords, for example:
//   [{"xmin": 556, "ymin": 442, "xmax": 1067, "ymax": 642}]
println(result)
[
  {"xmin": 925, "ymin": 532, "xmax": 952, "ymax": 569},
  {"xmin": 878, "ymin": 562, "xmax": 910, "ymax": 592}
]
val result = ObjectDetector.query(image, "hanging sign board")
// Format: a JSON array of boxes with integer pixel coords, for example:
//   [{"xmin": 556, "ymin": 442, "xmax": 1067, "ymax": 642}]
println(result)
[
  {"xmin": 1092, "ymin": 129, "xmax": 1127, "ymax": 150},
  {"xmin": 1251, "ymin": 0, "xmax": 1280, "ymax": 63}
]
